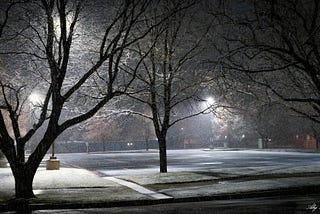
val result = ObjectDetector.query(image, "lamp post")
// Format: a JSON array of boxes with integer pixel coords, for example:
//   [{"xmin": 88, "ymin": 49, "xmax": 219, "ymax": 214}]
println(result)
[
  {"xmin": 46, "ymin": 140, "xmax": 60, "ymax": 170},
  {"xmin": 29, "ymin": 92, "xmax": 60, "ymax": 170},
  {"xmin": 206, "ymin": 97, "xmax": 215, "ymax": 149}
]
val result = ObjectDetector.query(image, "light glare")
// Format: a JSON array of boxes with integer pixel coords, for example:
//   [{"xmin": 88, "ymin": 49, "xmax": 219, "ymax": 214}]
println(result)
[
  {"xmin": 207, "ymin": 97, "xmax": 215, "ymax": 105},
  {"xmin": 29, "ymin": 92, "xmax": 43, "ymax": 105}
]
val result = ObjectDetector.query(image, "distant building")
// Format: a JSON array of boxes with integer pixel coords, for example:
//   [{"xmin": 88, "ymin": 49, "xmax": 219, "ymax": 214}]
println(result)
[{"xmin": 294, "ymin": 133, "xmax": 318, "ymax": 150}]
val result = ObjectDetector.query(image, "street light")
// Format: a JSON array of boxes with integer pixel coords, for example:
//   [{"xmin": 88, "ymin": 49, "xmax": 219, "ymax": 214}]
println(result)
[
  {"xmin": 205, "ymin": 97, "xmax": 215, "ymax": 149},
  {"xmin": 29, "ymin": 91, "xmax": 60, "ymax": 170},
  {"xmin": 207, "ymin": 97, "xmax": 215, "ymax": 106},
  {"xmin": 29, "ymin": 92, "xmax": 43, "ymax": 106}
]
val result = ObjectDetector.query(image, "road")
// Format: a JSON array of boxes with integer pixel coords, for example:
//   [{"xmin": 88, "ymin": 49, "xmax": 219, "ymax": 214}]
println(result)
[
  {"xmin": 57, "ymin": 149, "xmax": 320, "ymax": 176},
  {"xmin": 33, "ymin": 194, "xmax": 320, "ymax": 213}
]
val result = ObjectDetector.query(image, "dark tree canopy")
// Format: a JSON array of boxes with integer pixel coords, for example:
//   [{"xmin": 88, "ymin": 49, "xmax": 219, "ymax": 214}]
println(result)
[{"xmin": 211, "ymin": 0, "xmax": 320, "ymax": 123}]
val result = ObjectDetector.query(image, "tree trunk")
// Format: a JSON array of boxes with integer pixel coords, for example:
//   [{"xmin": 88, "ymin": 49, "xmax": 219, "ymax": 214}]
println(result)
[
  {"xmin": 12, "ymin": 164, "xmax": 35, "ymax": 199},
  {"xmin": 158, "ymin": 137, "xmax": 167, "ymax": 173}
]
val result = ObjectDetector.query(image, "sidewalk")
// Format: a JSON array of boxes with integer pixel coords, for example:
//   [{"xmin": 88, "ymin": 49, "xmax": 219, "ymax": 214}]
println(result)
[{"xmin": 1, "ymin": 163, "xmax": 320, "ymax": 212}]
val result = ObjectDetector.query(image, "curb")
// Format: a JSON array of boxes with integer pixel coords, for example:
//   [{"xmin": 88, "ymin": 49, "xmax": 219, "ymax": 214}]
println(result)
[{"xmin": 1, "ymin": 184, "xmax": 320, "ymax": 212}]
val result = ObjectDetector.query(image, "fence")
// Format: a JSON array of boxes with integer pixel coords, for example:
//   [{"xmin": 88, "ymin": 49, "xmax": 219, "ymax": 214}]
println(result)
[{"xmin": 50, "ymin": 140, "xmax": 158, "ymax": 153}]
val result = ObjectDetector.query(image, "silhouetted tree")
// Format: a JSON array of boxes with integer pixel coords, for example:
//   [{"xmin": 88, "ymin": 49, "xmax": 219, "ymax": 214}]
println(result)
[
  {"xmin": 214, "ymin": 0, "xmax": 320, "ymax": 123},
  {"xmin": 0, "ymin": 0, "xmax": 171, "ymax": 199},
  {"xmin": 129, "ymin": 0, "xmax": 212, "ymax": 172}
]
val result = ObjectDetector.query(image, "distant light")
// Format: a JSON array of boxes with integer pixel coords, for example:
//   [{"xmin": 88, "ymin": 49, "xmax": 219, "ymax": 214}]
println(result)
[
  {"xmin": 29, "ymin": 92, "xmax": 43, "ymax": 105},
  {"xmin": 207, "ymin": 97, "xmax": 215, "ymax": 105}
]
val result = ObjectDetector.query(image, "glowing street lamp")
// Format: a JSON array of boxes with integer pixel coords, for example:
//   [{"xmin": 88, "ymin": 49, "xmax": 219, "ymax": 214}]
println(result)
[
  {"xmin": 29, "ymin": 91, "xmax": 60, "ymax": 170},
  {"xmin": 207, "ymin": 97, "xmax": 215, "ymax": 106},
  {"xmin": 29, "ymin": 92, "xmax": 43, "ymax": 106}
]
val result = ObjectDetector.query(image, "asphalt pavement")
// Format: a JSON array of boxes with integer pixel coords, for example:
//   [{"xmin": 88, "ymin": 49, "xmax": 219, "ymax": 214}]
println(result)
[
  {"xmin": 1, "ymin": 149, "xmax": 320, "ymax": 212},
  {"xmin": 57, "ymin": 148, "xmax": 320, "ymax": 176}
]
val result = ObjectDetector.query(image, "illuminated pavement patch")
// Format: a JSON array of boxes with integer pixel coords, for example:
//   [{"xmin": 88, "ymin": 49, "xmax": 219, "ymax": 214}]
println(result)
[{"xmin": 104, "ymin": 177, "xmax": 172, "ymax": 200}]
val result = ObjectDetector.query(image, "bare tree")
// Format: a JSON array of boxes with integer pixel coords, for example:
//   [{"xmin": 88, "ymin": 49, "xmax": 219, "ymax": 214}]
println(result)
[
  {"xmin": 128, "ymin": 1, "xmax": 212, "ymax": 173},
  {"xmin": 213, "ymin": 0, "xmax": 320, "ymax": 123},
  {"xmin": 0, "ymin": 0, "xmax": 168, "ymax": 199}
]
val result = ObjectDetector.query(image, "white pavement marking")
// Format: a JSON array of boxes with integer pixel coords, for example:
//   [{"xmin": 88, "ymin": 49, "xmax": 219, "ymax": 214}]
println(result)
[{"xmin": 104, "ymin": 177, "xmax": 172, "ymax": 200}]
